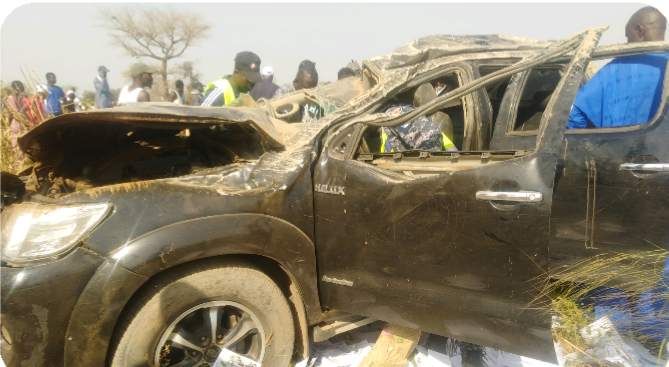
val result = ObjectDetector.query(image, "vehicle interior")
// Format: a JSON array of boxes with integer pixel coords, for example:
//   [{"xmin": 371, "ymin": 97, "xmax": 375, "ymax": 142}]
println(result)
[
  {"xmin": 357, "ymin": 72, "xmax": 465, "ymax": 153},
  {"xmin": 20, "ymin": 121, "xmax": 267, "ymax": 197},
  {"xmin": 350, "ymin": 64, "xmax": 565, "ymax": 175},
  {"xmin": 513, "ymin": 68, "xmax": 563, "ymax": 132},
  {"xmin": 479, "ymin": 65, "xmax": 514, "ymax": 129}
]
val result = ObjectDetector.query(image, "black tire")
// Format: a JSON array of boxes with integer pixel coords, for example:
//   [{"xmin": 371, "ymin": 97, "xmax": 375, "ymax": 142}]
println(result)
[{"xmin": 110, "ymin": 261, "xmax": 295, "ymax": 367}]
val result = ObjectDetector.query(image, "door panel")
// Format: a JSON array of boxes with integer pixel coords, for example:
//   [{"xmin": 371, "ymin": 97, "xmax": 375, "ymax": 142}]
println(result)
[
  {"xmin": 313, "ymin": 28, "xmax": 604, "ymax": 360},
  {"xmin": 314, "ymin": 149, "xmax": 559, "ymax": 356},
  {"xmin": 551, "ymin": 106, "xmax": 669, "ymax": 264}
]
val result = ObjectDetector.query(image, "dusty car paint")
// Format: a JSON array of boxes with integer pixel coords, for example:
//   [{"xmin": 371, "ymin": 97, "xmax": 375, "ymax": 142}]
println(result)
[
  {"xmin": 1, "ymin": 248, "xmax": 104, "ymax": 366},
  {"xmin": 312, "ymin": 29, "xmax": 605, "ymax": 361},
  {"xmin": 488, "ymin": 41, "xmax": 669, "ymax": 267},
  {"xmin": 2, "ymin": 29, "xmax": 668, "ymax": 366}
]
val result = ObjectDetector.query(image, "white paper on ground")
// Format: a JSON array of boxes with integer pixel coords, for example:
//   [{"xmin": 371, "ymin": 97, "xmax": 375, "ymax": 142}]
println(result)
[
  {"xmin": 310, "ymin": 330, "xmax": 560, "ymax": 367},
  {"xmin": 214, "ymin": 348, "xmax": 261, "ymax": 367},
  {"xmin": 554, "ymin": 316, "xmax": 664, "ymax": 367}
]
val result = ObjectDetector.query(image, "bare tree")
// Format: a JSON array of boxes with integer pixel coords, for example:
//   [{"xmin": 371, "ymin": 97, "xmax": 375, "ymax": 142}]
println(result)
[{"xmin": 102, "ymin": 8, "xmax": 210, "ymax": 99}]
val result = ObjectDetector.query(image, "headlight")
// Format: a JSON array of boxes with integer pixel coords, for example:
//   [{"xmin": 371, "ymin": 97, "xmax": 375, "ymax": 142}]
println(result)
[{"xmin": 1, "ymin": 202, "xmax": 111, "ymax": 266}]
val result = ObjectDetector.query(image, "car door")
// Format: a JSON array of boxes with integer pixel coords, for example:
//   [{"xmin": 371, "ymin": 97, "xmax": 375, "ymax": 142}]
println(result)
[
  {"xmin": 486, "ymin": 46, "xmax": 669, "ymax": 262},
  {"xmin": 550, "ymin": 65, "xmax": 669, "ymax": 263},
  {"xmin": 313, "ymin": 29, "xmax": 603, "ymax": 359}
]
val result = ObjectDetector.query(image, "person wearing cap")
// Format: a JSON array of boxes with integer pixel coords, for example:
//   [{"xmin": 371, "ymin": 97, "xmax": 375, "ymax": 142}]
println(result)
[
  {"xmin": 94, "ymin": 65, "xmax": 113, "ymax": 108},
  {"xmin": 117, "ymin": 63, "xmax": 154, "ymax": 105},
  {"xmin": 250, "ymin": 66, "xmax": 279, "ymax": 100},
  {"xmin": 201, "ymin": 51, "xmax": 261, "ymax": 107}
]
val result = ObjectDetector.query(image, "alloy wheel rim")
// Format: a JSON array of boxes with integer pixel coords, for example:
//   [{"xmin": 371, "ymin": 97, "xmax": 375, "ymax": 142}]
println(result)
[{"xmin": 154, "ymin": 301, "xmax": 265, "ymax": 367}]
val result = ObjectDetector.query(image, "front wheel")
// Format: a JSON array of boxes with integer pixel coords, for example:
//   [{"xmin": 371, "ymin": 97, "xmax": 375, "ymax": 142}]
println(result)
[{"xmin": 110, "ymin": 262, "xmax": 295, "ymax": 367}]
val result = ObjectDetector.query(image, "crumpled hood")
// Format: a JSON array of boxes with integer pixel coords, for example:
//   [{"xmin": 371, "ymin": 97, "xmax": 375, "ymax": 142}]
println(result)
[{"xmin": 19, "ymin": 103, "xmax": 297, "ymax": 152}]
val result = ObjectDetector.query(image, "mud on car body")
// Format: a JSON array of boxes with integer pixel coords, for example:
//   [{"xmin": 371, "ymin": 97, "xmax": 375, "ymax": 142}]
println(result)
[{"xmin": 2, "ymin": 28, "xmax": 668, "ymax": 366}]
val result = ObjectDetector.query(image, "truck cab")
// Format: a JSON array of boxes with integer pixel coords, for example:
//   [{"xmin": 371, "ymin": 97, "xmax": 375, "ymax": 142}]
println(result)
[{"xmin": 311, "ymin": 33, "xmax": 669, "ymax": 360}]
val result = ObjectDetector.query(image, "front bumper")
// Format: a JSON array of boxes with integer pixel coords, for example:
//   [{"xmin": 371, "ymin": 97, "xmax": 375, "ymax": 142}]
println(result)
[{"xmin": 1, "ymin": 248, "xmax": 103, "ymax": 366}]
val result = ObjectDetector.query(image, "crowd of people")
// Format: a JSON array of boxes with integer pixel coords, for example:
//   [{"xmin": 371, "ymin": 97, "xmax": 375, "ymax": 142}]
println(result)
[
  {"xmin": 103, "ymin": 52, "xmax": 359, "ymax": 108},
  {"xmin": 1, "ymin": 51, "xmax": 361, "ymax": 165},
  {"xmin": 3, "ymin": 53, "xmax": 360, "ymax": 123}
]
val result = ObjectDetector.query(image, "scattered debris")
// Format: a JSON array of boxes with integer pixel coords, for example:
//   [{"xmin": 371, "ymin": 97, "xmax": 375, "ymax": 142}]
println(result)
[
  {"xmin": 358, "ymin": 324, "xmax": 421, "ymax": 367},
  {"xmin": 538, "ymin": 249, "xmax": 669, "ymax": 362},
  {"xmin": 214, "ymin": 348, "xmax": 260, "ymax": 367},
  {"xmin": 554, "ymin": 316, "xmax": 665, "ymax": 367},
  {"xmin": 304, "ymin": 323, "xmax": 559, "ymax": 367}
]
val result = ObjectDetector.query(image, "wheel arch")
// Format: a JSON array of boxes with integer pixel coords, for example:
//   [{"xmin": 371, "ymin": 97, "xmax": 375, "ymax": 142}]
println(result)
[
  {"xmin": 65, "ymin": 213, "xmax": 320, "ymax": 366},
  {"xmin": 109, "ymin": 255, "xmax": 312, "ymax": 365}
]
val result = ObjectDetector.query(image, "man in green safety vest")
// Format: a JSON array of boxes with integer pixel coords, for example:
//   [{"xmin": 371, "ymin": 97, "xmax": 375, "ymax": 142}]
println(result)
[{"xmin": 201, "ymin": 51, "xmax": 262, "ymax": 107}]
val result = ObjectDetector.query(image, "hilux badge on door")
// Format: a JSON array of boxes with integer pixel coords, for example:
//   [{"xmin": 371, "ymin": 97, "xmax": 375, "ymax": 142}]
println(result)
[{"xmin": 315, "ymin": 183, "xmax": 346, "ymax": 196}]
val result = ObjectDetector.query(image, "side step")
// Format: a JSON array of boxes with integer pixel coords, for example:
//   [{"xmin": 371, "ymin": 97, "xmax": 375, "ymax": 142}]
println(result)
[{"xmin": 312, "ymin": 315, "xmax": 377, "ymax": 342}]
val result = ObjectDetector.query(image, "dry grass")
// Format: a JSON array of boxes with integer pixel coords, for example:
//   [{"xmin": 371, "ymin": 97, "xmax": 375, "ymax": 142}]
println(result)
[
  {"xmin": 551, "ymin": 296, "xmax": 592, "ymax": 351},
  {"xmin": 1, "ymin": 111, "xmax": 32, "ymax": 174},
  {"xmin": 536, "ymin": 249, "xmax": 668, "ymax": 357},
  {"xmin": 1, "ymin": 86, "xmax": 37, "ymax": 174}
]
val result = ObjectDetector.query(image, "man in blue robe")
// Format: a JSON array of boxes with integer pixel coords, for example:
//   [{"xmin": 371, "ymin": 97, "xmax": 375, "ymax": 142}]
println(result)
[{"xmin": 568, "ymin": 7, "xmax": 668, "ymax": 129}]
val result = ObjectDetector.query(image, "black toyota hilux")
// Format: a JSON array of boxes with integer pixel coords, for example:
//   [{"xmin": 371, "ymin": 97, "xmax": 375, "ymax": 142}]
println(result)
[{"xmin": 2, "ymin": 28, "xmax": 668, "ymax": 366}]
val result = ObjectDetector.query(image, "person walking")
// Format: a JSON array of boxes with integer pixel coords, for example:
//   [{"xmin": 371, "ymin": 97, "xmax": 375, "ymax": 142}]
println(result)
[
  {"xmin": 201, "ymin": 51, "xmax": 261, "ymax": 107},
  {"xmin": 94, "ymin": 65, "xmax": 113, "ymax": 108}
]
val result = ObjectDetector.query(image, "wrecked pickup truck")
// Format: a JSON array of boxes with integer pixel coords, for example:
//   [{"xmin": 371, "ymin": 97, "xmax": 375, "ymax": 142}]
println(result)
[{"xmin": 2, "ymin": 28, "xmax": 668, "ymax": 366}]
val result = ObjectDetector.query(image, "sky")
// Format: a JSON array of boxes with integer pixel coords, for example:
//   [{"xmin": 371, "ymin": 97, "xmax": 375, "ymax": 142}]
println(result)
[{"xmin": 1, "ymin": 2, "xmax": 647, "ymax": 94}]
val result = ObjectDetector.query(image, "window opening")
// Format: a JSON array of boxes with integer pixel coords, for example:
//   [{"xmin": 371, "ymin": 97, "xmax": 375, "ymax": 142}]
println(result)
[{"xmin": 512, "ymin": 68, "xmax": 563, "ymax": 132}]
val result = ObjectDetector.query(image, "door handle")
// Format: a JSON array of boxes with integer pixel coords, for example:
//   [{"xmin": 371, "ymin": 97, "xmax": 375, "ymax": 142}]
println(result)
[
  {"xmin": 475, "ymin": 191, "xmax": 543, "ymax": 203},
  {"xmin": 619, "ymin": 163, "xmax": 669, "ymax": 173}
]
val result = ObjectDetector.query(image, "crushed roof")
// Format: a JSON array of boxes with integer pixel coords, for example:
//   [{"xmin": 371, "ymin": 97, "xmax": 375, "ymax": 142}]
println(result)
[{"xmin": 370, "ymin": 34, "xmax": 553, "ymax": 69}]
